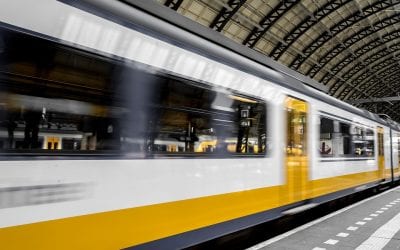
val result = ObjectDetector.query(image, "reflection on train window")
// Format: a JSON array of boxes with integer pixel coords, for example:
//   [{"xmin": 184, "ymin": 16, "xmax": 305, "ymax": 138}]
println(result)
[
  {"xmin": 319, "ymin": 116, "xmax": 374, "ymax": 157},
  {"xmin": 152, "ymin": 82, "xmax": 266, "ymax": 155},
  {"xmin": 398, "ymin": 135, "xmax": 400, "ymax": 165},
  {"xmin": 0, "ymin": 26, "xmax": 266, "ymax": 157},
  {"xmin": 285, "ymin": 97, "xmax": 307, "ymax": 156}
]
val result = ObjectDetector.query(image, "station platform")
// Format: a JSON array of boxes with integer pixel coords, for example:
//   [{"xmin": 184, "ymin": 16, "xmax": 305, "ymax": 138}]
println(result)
[{"xmin": 248, "ymin": 187, "xmax": 400, "ymax": 250}]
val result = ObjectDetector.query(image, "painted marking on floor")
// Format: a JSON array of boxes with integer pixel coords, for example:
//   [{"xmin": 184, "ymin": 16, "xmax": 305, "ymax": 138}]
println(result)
[
  {"xmin": 381, "ymin": 207, "xmax": 389, "ymax": 210},
  {"xmin": 356, "ymin": 221, "xmax": 366, "ymax": 225},
  {"xmin": 245, "ymin": 188, "xmax": 398, "ymax": 250},
  {"xmin": 370, "ymin": 214, "xmax": 378, "ymax": 217},
  {"xmin": 364, "ymin": 217, "xmax": 373, "ymax": 221},
  {"xmin": 386, "ymin": 205, "xmax": 393, "ymax": 207},
  {"xmin": 324, "ymin": 239, "xmax": 338, "ymax": 245},
  {"xmin": 355, "ymin": 211, "xmax": 400, "ymax": 250},
  {"xmin": 312, "ymin": 247, "xmax": 326, "ymax": 250},
  {"xmin": 376, "ymin": 211, "xmax": 384, "ymax": 213},
  {"xmin": 347, "ymin": 226, "xmax": 359, "ymax": 231},
  {"xmin": 390, "ymin": 202, "xmax": 396, "ymax": 205},
  {"xmin": 337, "ymin": 232, "xmax": 349, "ymax": 237}
]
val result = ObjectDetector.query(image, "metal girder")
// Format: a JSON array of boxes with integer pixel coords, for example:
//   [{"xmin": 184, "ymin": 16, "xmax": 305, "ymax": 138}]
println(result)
[
  {"xmin": 289, "ymin": 0, "xmax": 400, "ymax": 70},
  {"xmin": 321, "ymin": 72, "xmax": 400, "ymax": 121},
  {"xmin": 242, "ymin": 0, "xmax": 298, "ymax": 48},
  {"xmin": 335, "ymin": 52, "xmax": 400, "ymax": 94},
  {"xmin": 342, "ymin": 45, "xmax": 400, "ymax": 89},
  {"xmin": 346, "ymin": 68, "xmax": 400, "ymax": 100},
  {"xmin": 347, "ymin": 96, "xmax": 400, "ymax": 104},
  {"xmin": 331, "ymin": 59, "xmax": 397, "ymax": 97},
  {"xmin": 331, "ymin": 56, "xmax": 400, "ymax": 97},
  {"xmin": 269, "ymin": 0, "xmax": 351, "ymax": 60},
  {"xmin": 334, "ymin": 63, "xmax": 400, "ymax": 102},
  {"xmin": 362, "ymin": 102, "xmax": 400, "ymax": 121},
  {"xmin": 321, "ymin": 30, "xmax": 400, "ymax": 86},
  {"xmin": 344, "ymin": 53, "xmax": 400, "ymax": 99},
  {"xmin": 209, "ymin": 0, "xmax": 245, "ymax": 32},
  {"xmin": 307, "ymin": 13, "xmax": 400, "ymax": 78},
  {"xmin": 365, "ymin": 70, "xmax": 400, "ymax": 98},
  {"xmin": 368, "ymin": 68, "xmax": 400, "ymax": 94},
  {"xmin": 164, "ymin": 0, "xmax": 183, "ymax": 10}
]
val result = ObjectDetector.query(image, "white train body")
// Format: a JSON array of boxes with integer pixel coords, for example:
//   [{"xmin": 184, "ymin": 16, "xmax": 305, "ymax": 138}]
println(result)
[{"xmin": 0, "ymin": 1, "xmax": 399, "ymax": 249}]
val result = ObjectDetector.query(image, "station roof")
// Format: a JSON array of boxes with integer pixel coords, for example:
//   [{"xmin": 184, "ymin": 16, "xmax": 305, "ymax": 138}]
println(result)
[{"xmin": 155, "ymin": 0, "xmax": 400, "ymax": 122}]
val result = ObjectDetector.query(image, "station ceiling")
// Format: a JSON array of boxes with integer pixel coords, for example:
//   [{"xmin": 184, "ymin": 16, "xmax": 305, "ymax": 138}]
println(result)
[{"xmin": 155, "ymin": 0, "xmax": 400, "ymax": 122}]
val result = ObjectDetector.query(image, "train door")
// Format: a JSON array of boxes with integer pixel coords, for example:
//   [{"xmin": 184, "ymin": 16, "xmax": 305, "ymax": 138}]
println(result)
[
  {"xmin": 285, "ymin": 97, "xmax": 308, "ymax": 203},
  {"xmin": 377, "ymin": 127, "xmax": 385, "ymax": 180}
]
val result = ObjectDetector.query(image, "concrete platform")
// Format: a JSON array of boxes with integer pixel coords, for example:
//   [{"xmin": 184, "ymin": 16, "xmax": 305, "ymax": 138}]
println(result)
[{"xmin": 248, "ymin": 187, "xmax": 400, "ymax": 250}]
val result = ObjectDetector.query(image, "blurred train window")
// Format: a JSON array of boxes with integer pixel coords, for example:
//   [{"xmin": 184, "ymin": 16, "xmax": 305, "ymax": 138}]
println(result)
[
  {"xmin": 319, "ymin": 117, "xmax": 334, "ymax": 155},
  {"xmin": 340, "ymin": 123, "xmax": 351, "ymax": 155},
  {"xmin": 152, "ymin": 85, "xmax": 267, "ymax": 156},
  {"xmin": 319, "ymin": 116, "xmax": 374, "ymax": 158},
  {"xmin": 398, "ymin": 135, "xmax": 400, "ymax": 165},
  {"xmin": 285, "ymin": 97, "xmax": 307, "ymax": 156},
  {"xmin": 364, "ymin": 129, "xmax": 375, "ymax": 157},
  {"xmin": 0, "ymin": 26, "xmax": 266, "ymax": 157}
]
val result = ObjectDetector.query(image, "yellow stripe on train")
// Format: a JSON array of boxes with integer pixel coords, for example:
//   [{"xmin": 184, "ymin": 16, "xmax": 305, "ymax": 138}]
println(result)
[{"xmin": 0, "ymin": 170, "xmax": 381, "ymax": 250}]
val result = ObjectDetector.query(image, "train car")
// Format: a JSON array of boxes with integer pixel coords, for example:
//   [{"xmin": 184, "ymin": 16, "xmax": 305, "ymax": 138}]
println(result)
[{"xmin": 0, "ymin": 0, "xmax": 400, "ymax": 249}]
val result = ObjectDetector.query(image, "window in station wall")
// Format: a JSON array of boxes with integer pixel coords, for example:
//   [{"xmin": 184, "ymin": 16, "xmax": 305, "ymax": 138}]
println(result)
[{"xmin": 319, "ymin": 116, "xmax": 374, "ymax": 157}]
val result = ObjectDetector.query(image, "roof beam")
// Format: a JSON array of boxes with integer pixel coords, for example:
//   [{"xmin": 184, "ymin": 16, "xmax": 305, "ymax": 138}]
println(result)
[
  {"xmin": 209, "ymin": 0, "xmax": 245, "ymax": 32},
  {"xmin": 270, "ymin": 0, "xmax": 351, "ymax": 60},
  {"xmin": 321, "ymin": 30, "xmax": 400, "ymax": 86},
  {"xmin": 164, "ymin": 0, "xmax": 183, "ymax": 11},
  {"xmin": 289, "ymin": 0, "xmax": 400, "ymax": 70},
  {"xmin": 242, "ymin": 0, "xmax": 298, "ymax": 48},
  {"xmin": 307, "ymin": 12, "xmax": 400, "ymax": 79}
]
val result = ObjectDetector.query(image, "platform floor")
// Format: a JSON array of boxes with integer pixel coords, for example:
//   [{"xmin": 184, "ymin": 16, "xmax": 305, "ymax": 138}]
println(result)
[{"xmin": 248, "ymin": 187, "xmax": 400, "ymax": 250}]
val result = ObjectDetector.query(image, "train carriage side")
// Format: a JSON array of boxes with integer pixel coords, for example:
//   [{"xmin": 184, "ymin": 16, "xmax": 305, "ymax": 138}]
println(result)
[
  {"xmin": 0, "ymin": 0, "xmax": 399, "ymax": 249},
  {"xmin": 307, "ymin": 92, "xmax": 389, "ymax": 199}
]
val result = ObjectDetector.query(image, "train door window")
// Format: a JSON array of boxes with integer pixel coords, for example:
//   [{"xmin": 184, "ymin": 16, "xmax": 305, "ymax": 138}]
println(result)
[
  {"xmin": 378, "ymin": 131, "xmax": 384, "ymax": 156},
  {"xmin": 285, "ymin": 97, "xmax": 307, "ymax": 156}
]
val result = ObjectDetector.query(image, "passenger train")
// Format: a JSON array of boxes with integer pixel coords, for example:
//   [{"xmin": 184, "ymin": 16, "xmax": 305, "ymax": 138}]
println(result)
[{"xmin": 0, "ymin": 0, "xmax": 400, "ymax": 249}]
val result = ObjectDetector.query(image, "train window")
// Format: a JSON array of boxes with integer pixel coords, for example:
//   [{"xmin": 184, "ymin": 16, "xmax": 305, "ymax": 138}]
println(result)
[
  {"xmin": 151, "ymin": 85, "xmax": 266, "ymax": 155},
  {"xmin": 365, "ymin": 129, "xmax": 375, "ymax": 157},
  {"xmin": 340, "ymin": 123, "xmax": 351, "ymax": 155},
  {"xmin": 398, "ymin": 135, "xmax": 400, "ymax": 165},
  {"xmin": 319, "ymin": 116, "xmax": 374, "ymax": 158},
  {"xmin": 0, "ymin": 26, "xmax": 267, "ymax": 157},
  {"xmin": 319, "ymin": 117, "xmax": 334, "ymax": 155}
]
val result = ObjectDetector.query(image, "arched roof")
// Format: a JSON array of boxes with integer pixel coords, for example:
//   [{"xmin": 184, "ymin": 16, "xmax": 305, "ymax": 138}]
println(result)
[{"xmin": 158, "ymin": 0, "xmax": 400, "ymax": 121}]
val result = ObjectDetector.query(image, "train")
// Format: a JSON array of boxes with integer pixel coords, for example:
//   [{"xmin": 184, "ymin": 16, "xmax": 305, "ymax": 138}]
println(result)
[{"xmin": 1, "ymin": 0, "xmax": 400, "ymax": 249}]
